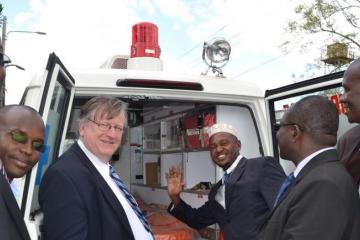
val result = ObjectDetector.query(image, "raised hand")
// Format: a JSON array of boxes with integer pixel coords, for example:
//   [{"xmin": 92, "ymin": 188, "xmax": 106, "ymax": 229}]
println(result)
[{"xmin": 166, "ymin": 166, "xmax": 185, "ymax": 205}]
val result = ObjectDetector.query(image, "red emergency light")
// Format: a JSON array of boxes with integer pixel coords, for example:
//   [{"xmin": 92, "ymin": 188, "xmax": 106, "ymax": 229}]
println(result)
[{"xmin": 130, "ymin": 22, "xmax": 160, "ymax": 58}]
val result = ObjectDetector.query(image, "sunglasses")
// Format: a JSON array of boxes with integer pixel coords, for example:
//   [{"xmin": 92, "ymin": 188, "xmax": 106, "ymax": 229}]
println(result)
[
  {"xmin": 0, "ymin": 53, "xmax": 11, "ymax": 67},
  {"xmin": 9, "ymin": 130, "xmax": 46, "ymax": 153}
]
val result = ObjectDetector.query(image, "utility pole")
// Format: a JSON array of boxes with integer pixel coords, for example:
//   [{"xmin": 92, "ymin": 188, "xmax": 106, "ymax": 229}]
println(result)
[{"xmin": 0, "ymin": 16, "xmax": 6, "ymax": 107}]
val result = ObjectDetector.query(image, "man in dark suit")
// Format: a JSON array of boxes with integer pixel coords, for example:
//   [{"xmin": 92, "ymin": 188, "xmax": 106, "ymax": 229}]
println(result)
[
  {"xmin": 259, "ymin": 95, "xmax": 360, "ymax": 240},
  {"xmin": 39, "ymin": 97, "xmax": 153, "ymax": 240},
  {"xmin": 339, "ymin": 57, "xmax": 360, "ymax": 193},
  {"xmin": 0, "ymin": 104, "xmax": 45, "ymax": 240},
  {"xmin": 166, "ymin": 123, "xmax": 285, "ymax": 240}
]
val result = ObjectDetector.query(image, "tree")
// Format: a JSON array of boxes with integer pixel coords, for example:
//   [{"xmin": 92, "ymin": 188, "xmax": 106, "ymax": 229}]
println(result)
[{"xmin": 286, "ymin": 0, "xmax": 360, "ymax": 74}]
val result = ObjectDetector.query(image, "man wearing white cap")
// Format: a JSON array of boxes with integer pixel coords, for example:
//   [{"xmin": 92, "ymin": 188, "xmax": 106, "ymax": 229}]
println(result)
[{"xmin": 166, "ymin": 123, "xmax": 285, "ymax": 240}]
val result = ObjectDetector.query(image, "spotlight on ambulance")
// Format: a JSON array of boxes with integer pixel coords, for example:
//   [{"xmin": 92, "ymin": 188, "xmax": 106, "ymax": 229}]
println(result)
[
  {"xmin": 127, "ymin": 22, "xmax": 163, "ymax": 71},
  {"xmin": 201, "ymin": 38, "xmax": 231, "ymax": 77}
]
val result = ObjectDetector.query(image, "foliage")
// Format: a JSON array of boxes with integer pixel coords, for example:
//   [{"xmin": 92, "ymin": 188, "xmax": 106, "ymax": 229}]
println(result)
[
  {"xmin": 285, "ymin": 0, "xmax": 360, "ymax": 77},
  {"xmin": 288, "ymin": 0, "xmax": 360, "ymax": 49}
]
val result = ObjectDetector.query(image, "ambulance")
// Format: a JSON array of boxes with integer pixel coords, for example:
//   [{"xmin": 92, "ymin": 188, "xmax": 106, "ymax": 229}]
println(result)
[{"xmin": 14, "ymin": 22, "xmax": 354, "ymax": 239}]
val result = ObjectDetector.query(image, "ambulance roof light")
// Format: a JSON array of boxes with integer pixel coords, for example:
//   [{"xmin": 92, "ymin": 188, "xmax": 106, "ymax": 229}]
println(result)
[{"xmin": 131, "ymin": 22, "xmax": 160, "ymax": 58}]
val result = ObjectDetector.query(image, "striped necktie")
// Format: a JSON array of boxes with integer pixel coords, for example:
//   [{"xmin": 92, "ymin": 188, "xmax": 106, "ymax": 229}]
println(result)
[
  {"xmin": 109, "ymin": 165, "xmax": 153, "ymax": 237},
  {"xmin": 273, "ymin": 172, "xmax": 295, "ymax": 208}
]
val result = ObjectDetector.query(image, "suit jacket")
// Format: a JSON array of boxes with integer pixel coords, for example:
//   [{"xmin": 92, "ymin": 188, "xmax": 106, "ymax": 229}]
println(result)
[
  {"xmin": 337, "ymin": 125, "xmax": 360, "ymax": 186},
  {"xmin": 259, "ymin": 149, "xmax": 360, "ymax": 240},
  {"xmin": 169, "ymin": 156, "xmax": 285, "ymax": 240},
  {"xmin": 0, "ymin": 174, "xmax": 31, "ymax": 240},
  {"xmin": 39, "ymin": 143, "xmax": 135, "ymax": 240}
]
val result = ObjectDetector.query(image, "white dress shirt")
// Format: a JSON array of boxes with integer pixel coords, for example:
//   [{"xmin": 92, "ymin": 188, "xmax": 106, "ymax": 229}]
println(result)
[
  {"xmin": 78, "ymin": 140, "xmax": 153, "ymax": 240},
  {"xmin": 215, "ymin": 154, "xmax": 243, "ymax": 208},
  {"xmin": 294, "ymin": 147, "xmax": 335, "ymax": 177}
]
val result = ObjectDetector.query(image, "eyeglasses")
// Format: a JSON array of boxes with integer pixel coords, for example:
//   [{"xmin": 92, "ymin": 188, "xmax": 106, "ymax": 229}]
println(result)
[
  {"xmin": 0, "ymin": 53, "xmax": 11, "ymax": 67},
  {"xmin": 273, "ymin": 123, "xmax": 305, "ymax": 132},
  {"xmin": 9, "ymin": 130, "xmax": 46, "ymax": 153},
  {"xmin": 87, "ymin": 118, "xmax": 124, "ymax": 133}
]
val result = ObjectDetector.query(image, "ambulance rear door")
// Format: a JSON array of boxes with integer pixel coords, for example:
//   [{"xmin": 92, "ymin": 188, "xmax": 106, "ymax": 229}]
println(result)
[
  {"xmin": 18, "ymin": 52, "xmax": 75, "ymax": 238},
  {"xmin": 265, "ymin": 71, "xmax": 356, "ymax": 174}
]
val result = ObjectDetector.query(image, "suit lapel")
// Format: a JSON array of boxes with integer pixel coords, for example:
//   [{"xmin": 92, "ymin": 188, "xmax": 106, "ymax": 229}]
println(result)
[
  {"xmin": 225, "ymin": 157, "xmax": 247, "ymax": 208},
  {"xmin": 0, "ymin": 174, "xmax": 30, "ymax": 240},
  {"xmin": 267, "ymin": 149, "xmax": 338, "ymax": 218},
  {"xmin": 295, "ymin": 149, "xmax": 338, "ymax": 181},
  {"xmin": 71, "ymin": 143, "xmax": 134, "ymax": 237}
]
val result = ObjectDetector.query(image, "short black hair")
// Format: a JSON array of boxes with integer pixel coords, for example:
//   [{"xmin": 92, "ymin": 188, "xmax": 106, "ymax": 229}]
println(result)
[{"xmin": 287, "ymin": 95, "xmax": 338, "ymax": 145}]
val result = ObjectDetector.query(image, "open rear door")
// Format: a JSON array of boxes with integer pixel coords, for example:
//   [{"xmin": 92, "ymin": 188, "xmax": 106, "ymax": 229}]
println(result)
[
  {"xmin": 17, "ymin": 53, "xmax": 75, "ymax": 238},
  {"xmin": 265, "ymin": 71, "xmax": 357, "ymax": 175}
]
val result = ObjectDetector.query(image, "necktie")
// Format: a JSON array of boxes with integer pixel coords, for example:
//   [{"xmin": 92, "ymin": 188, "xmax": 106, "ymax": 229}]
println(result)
[
  {"xmin": 273, "ymin": 172, "xmax": 295, "ymax": 208},
  {"xmin": 109, "ymin": 165, "xmax": 153, "ymax": 236},
  {"xmin": 223, "ymin": 172, "xmax": 230, "ymax": 185}
]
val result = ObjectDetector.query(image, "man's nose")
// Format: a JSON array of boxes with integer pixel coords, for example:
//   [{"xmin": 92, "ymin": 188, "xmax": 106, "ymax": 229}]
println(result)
[
  {"xmin": 20, "ymin": 141, "xmax": 33, "ymax": 156},
  {"xmin": 106, "ymin": 126, "xmax": 120, "ymax": 137}
]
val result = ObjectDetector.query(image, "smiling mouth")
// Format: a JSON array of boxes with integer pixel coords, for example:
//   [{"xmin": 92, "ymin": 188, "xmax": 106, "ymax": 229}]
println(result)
[
  {"xmin": 13, "ymin": 158, "xmax": 32, "ymax": 168},
  {"xmin": 217, "ymin": 154, "xmax": 226, "ymax": 161}
]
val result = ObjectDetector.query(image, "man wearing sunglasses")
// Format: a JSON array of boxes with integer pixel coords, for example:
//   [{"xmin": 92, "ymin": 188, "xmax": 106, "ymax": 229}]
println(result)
[
  {"xmin": 39, "ymin": 96, "xmax": 154, "ymax": 240},
  {"xmin": 0, "ymin": 104, "xmax": 45, "ymax": 240},
  {"xmin": 259, "ymin": 96, "xmax": 360, "ymax": 240}
]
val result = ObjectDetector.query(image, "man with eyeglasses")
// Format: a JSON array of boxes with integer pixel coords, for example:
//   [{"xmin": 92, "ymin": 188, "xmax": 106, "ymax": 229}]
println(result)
[
  {"xmin": 259, "ymin": 95, "xmax": 360, "ymax": 240},
  {"xmin": 0, "ymin": 104, "xmax": 45, "ymax": 240},
  {"xmin": 39, "ymin": 96, "xmax": 154, "ymax": 240}
]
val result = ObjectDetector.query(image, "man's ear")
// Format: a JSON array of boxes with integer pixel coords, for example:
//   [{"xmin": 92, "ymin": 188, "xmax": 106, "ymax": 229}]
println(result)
[
  {"xmin": 292, "ymin": 125, "xmax": 302, "ymax": 139},
  {"xmin": 237, "ymin": 139, "xmax": 241, "ymax": 149},
  {"xmin": 79, "ymin": 122, "xmax": 85, "ymax": 138}
]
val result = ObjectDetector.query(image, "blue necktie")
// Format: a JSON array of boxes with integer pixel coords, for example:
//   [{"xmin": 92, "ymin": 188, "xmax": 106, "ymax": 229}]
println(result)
[
  {"xmin": 109, "ymin": 166, "xmax": 153, "ymax": 236},
  {"xmin": 223, "ymin": 172, "xmax": 230, "ymax": 185},
  {"xmin": 273, "ymin": 172, "xmax": 295, "ymax": 208}
]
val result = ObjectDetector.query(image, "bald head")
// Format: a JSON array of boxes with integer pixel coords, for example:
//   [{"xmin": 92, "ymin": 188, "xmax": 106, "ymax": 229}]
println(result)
[
  {"xmin": 341, "ymin": 57, "xmax": 360, "ymax": 123},
  {"xmin": 286, "ymin": 95, "xmax": 338, "ymax": 146},
  {"xmin": 0, "ymin": 105, "xmax": 44, "ymax": 127}
]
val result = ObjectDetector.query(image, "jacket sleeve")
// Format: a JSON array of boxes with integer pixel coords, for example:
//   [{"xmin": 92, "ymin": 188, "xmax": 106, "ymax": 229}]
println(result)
[
  {"xmin": 168, "ymin": 198, "xmax": 217, "ymax": 230},
  {"xmin": 39, "ymin": 167, "xmax": 88, "ymax": 240},
  {"xmin": 259, "ymin": 157, "xmax": 286, "ymax": 209}
]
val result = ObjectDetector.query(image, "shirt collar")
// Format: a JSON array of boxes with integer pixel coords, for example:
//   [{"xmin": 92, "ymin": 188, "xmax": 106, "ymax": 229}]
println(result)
[
  {"xmin": 77, "ymin": 139, "xmax": 111, "ymax": 177},
  {"xmin": 225, "ymin": 154, "xmax": 243, "ymax": 175},
  {"xmin": 294, "ymin": 147, "xmax": 335, "ymax": 177}
]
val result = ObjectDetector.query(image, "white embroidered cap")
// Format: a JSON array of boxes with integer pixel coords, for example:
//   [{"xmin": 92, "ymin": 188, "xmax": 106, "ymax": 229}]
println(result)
[{"xmin": 208, "ymin": 123, "xmax": 237, "ymax": 138}]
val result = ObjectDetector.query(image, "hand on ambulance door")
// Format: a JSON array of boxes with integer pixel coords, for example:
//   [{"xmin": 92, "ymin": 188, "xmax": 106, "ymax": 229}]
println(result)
[{"xmin": 166, "ymin": 166, "xmax": 185, "ymax": 206}]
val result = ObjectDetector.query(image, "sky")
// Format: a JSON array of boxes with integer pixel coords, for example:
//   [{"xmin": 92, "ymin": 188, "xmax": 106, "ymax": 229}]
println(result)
[{"xmin": 1, "ymin": 0, "xmax": 336, "ymax": 104}]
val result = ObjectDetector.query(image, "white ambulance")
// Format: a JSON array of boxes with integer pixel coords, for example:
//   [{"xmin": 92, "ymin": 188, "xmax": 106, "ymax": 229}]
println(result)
[{"xmin": 14, "ymin": 23, "xmax": 354, "ymax": 239}]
